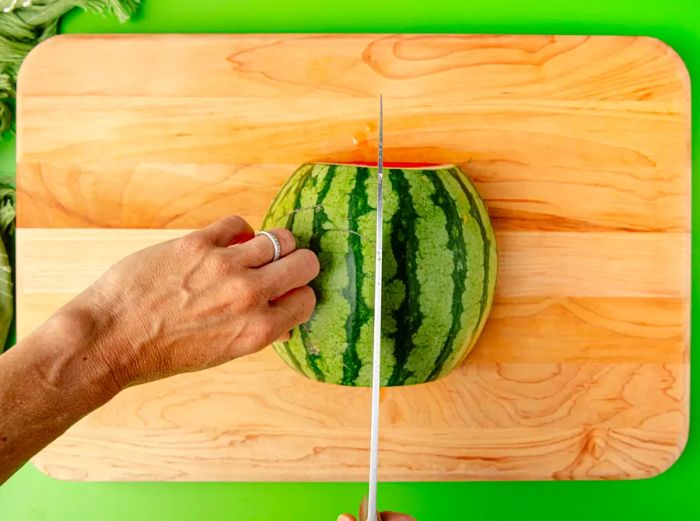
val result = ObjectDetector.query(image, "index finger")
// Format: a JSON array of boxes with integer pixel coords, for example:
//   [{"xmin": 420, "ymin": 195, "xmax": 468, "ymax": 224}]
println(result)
[
  {"xmin": 193, "ymin": 215, "xmax": 255, "ymax": 247},
  {"xmin": 380, "ymin": 514, "xmax": 416, "ymax": 521}
]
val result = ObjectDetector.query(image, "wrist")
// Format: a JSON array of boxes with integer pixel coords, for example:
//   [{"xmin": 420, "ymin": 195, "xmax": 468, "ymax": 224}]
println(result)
[
  {"xmin": 32, "ymin": 294, "xmax": 125, "ymax": 406},
  {"xmin": 0, "ymin": 291, "xmax": 124, "ymax": 482}
]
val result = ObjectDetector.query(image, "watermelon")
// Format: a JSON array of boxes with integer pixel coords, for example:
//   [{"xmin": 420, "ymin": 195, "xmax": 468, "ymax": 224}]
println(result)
[{"xmin": 262, "ymin": 162, "xmax": 497, "ymax": 386}]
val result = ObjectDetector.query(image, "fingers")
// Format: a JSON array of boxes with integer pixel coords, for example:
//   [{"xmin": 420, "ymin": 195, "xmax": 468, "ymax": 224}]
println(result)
[
  {"xmin": 381, "ymin": 513, "xmax": 416, "ymax": 521},
  {"xmin": 242, "ymin": 287, "xmax": 314, "ymax": 352},
  {"xmin": 268, "ymin": 286, "xmax": 316, "ymax": 332},
  {"xmin": 276, "ymin": 330, "xmax": 291, "ymax": 342},
  {"xmin": 337, "ymin": 513, "xmax": 414, "ymax": 521},
  {"xmin": 235, "ymin": 227, "xmax": 296, "ymax": 267},
  {"xmin": 190, "ymin": 215, "xmax": 255, "ymax": 248},
  {"xmin": 257, "ymin": 248, "xmax": 320, "ymax": 298}
]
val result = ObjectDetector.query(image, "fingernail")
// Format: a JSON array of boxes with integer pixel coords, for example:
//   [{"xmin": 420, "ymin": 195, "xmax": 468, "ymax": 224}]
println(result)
[{"xmin": 337, "ymin": 515, "xmax": 352, "ymax": 521}]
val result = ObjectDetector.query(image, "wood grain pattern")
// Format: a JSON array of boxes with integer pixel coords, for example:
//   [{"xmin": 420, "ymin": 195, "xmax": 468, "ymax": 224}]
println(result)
[
  {"xmin": 17, "ymin": 229, "xmax": 689, "ymax": 364},
  {"xmin": 16, "ymin": 34, "xmax": 690, "ymax": 481}
]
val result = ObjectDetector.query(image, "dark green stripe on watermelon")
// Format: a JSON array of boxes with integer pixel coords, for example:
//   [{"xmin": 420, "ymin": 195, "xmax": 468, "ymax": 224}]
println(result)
[
  {"xmin": 386, "ymin": 168, "xmax": 423, "ymax": 386},
  {"xmin": 425, "ymin": 170, "xmax": 468, "ymax": 381},
  {"xmin": 284, "ymin": 165, "xmax": 316, "ymax": 230},
  {"xmin": 267, "ymin": 164, "xmax": 312, "ymax": 227},
  {"xmin": 341, "ymin": 166, "xmax": 372, "ymax": 385},
  {"xmin": 449, "ymin": 168, "xmax": 493, "ymax": 350},
  {"xmin": 297, "ymin": 164, "xmax": 339, "ymax": 382},
  {"xmin": 262, "ymin": 163, "xmax": 497, "ymax": 387},
  {"xmin": 277, "ymin": 164, "xmax": 318, "ymax": 376}
]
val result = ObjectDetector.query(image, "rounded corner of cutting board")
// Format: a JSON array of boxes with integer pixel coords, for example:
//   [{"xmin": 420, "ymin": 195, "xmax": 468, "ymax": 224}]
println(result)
[
  {"xmin": 16, "ymin": 34, "xmax": 74, "ymax": 90},
  {"xmin": 29, "ymin": 452, "xmax": 87, "ymax": 482},
  {"xmin": 622, "ymin": 427, "xmax": 690, "ymax": 482},
  {"xmin": 637, "ymin": 36, "xmax": 691, "ymax": 96}
]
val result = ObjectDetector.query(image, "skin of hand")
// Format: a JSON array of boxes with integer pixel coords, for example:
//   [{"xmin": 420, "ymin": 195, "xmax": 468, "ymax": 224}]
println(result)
[
  {"xmin": 83, "ymin": 214, "xmax": 320, "ymax": 389},
  {"xmin": 337, "ymin": 513, "xmax": 416, "ymax": 521},
  {"xmin": 0, "ymin": 215, "xmax": 319, "ymax": 483}
]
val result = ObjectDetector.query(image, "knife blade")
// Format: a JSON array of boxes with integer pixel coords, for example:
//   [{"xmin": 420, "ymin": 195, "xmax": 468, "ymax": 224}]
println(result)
[{"xmin": 365, "ymin": 94, "xmax": 384, "ymax": 521}]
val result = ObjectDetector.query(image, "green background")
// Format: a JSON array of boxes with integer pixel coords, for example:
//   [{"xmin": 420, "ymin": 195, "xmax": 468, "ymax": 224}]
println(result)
[{"xmin": 0, "ymin": 0, "xmax": 698, "ymax": 519}]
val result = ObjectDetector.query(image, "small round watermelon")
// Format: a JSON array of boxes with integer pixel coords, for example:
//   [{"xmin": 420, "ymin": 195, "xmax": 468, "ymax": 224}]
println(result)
[{"xmin": 262, "ymin": 162, "xmax": 497, "ymax": 386}]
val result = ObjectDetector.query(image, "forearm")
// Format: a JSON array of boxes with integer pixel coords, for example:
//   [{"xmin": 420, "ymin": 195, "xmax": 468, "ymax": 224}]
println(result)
[
  {"xmin": 0, "ymin": 216, "xmax": 318, "ymax": 484},
  {"xmin": 0, "ymin": 299, "xmax": 120, "ymax": 483}
]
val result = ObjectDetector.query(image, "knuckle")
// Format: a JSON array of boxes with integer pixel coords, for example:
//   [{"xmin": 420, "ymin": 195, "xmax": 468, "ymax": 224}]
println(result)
[
  {"xmin": 287, "ymin": 304, "xmax": 303, "ymax": 324},
  {"xmin": 251, "ymin": 247, "xmax": 271, "ymax": 266},
  {"xmin": 272, "ymin": 228, "xmax": 295, "ymax": 253},
  {"xmin": 207, "ymin": 252, "xmax": 236, "ymax": 276},
  {"xmin": 239, "ymin": 242, "xmax": 263, "ymax": 265},
  {"xmin": 222, "ymin": 215, "xmax": 249, "ymax": 231},
  {"xmin": 252, "ymin": 320, "xmax": 278, "ymax": 347},
  {"xmin": 284, "ymin": 286, "xmax": 316, "ymax": 325},
  {"xmin": 179, "ymin": 233, "xmax": 208, "ymax": 254},
  {"xmin": 235, "ymin": 277, "xmax": 266, "ymax": 306},
  {"xmin": 297, "ymin": 249, "xmax": 320, "ymax": 276}
]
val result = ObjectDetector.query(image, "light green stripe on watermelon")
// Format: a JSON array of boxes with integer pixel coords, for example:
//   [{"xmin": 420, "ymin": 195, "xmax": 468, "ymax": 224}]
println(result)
[
  {"xmin": 269, "ymin": 164, "xmax": 320, "ymax": 378},
  {"xmin": 400, "ymin": 169, "xmax": 454, "ymax": 385},
  {"xmin": 430, "ymin": 167, "xmax": 485, "ymax": 377},
  {"xmin": 386, "ymin": 168, "xmax": 424, "ymax": 386},
  {"xmin": 263, "ymin": 162, "xmax": 497, "ymax": 387},
  {"xmin": 322, "ymin": 165, "xmax": 365, "ymax": 383},
  {"xmin": 353, "ymin": 168, "xmax": 390, "ymax": 387},
  {"xmin": 298, "ymin": 164, "xmax": 340, "ymax": 382},
  {"xmin": 288, "ymin": 164, "xmax": 333, "ymax": 377},
  {"xmin": 438, "ymin": 167, "xmax": 496, "ymax": 373},
  {"xmin": 436, "ymin": 168, "xmax": 485, "ymax": 373},
  {"xmin": 457, "ymin": 168, "xmax": 498, "ymax": 294},
  {"xmin": 378, "ymin": 168, "xmax": 406, "ymax": 385},
  {"xmin": 340, "ymin": 166, "xmax": 372, "ymax": 385},
  {"xmin": 424, "ymin": 169, "xmax": 469, "ymax": 382},
  {"xmin": 296, "ymin": 164, "xmax": 361, "ymax": 384},
  {"xmin": 264, "ymin": 163, "xmax": 314, "ymax": 229},
  {"xmin": 454, "ymin": 167, "xmax": 498, "ymax": 357}
]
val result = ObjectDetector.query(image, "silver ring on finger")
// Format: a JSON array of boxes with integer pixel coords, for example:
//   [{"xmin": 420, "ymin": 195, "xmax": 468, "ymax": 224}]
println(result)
[{"xmin": 256, "ymin": 230, "xmax": 282, "ymax": 263}]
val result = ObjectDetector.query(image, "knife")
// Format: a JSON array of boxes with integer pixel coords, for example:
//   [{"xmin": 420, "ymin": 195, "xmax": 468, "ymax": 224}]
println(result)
[{"xmin": 364, "ymin": 94, "xmax": 384, "ymax": 521}]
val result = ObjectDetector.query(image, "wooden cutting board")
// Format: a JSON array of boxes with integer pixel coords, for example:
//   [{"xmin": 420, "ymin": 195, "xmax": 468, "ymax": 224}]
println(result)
[{"xmin": 17, "ymin": 34, "xmax": 690, "ymax": 481}]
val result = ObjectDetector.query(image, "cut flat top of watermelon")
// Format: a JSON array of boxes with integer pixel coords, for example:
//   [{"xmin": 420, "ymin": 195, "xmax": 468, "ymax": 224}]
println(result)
[{"xmin": 316, "ymin": 161, "xmax": 450, "ymax": 169}]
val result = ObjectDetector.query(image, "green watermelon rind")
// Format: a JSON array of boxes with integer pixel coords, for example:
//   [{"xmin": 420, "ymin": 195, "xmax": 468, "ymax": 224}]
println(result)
[{"xmin": 262, "ymin": 163, "xmax": 497, "ymax": 387}]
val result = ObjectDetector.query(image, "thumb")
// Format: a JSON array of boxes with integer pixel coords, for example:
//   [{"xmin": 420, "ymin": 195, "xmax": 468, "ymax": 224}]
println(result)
[{"xmin": 338, "ymin": 515, "xmax": 356, "ymax": 521}]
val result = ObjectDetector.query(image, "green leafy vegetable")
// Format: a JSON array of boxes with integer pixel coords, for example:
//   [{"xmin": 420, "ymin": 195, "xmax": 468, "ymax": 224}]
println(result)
[
  {"xmin": 0, "ymin": 177, "xmax": 14, "ymax": 348},
  {"xmin": 0, "ymin": 1, "xmax": 140, "ymax": 349},
  {"xmin": 0, "ymin": 0, "xmax": 141, "ymax": 133},
  {"xmin": 0, "ymin": 235, "xmax": 11, "ymax": 347},
  {"xmin": 0, "ymin": 177, "xmax": 15, "ymax": 241}
]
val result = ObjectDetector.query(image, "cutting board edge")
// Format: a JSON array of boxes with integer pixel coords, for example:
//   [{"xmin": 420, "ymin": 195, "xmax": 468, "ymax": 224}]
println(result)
[
  {"xmin": 29, "ymin": 421, "xmax": 689, "ymax": 482},
  {"xmin": 15, "ymin": 33, "xmax": 692, "ymax": 482}
]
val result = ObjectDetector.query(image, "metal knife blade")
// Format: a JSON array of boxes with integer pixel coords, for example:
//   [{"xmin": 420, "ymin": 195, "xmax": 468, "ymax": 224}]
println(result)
[{"xmin": 366, "ymin": 94, "xmax": 384, "ymax": 521}]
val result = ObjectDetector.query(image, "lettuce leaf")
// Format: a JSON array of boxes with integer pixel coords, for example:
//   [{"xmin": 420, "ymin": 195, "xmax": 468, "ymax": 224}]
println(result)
[
  {"xmin": 0, "ymin": 0, "xmax": 141, "ymax": 133},
  {"xmin": 0, "ymin": 177, "xmax": 13, "ymax": 349}
]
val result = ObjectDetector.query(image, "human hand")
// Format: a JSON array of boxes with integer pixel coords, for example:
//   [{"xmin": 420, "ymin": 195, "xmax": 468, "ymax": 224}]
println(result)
[
  {"xmin": 337, "ymin": 513, "xmax": 416, "ymax": 521},
  {"xmin": 67, "ymin": 215, "xmax": 319, "ymax": 391}
]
